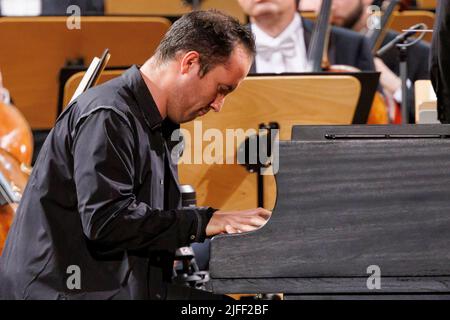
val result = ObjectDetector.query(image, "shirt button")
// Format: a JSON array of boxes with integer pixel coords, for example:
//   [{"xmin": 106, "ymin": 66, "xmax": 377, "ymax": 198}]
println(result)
[
  {"xmin": 160, "ymin": 179, "xmax": 164, "ymax": 185},
  {"xmin": 190, "ymin": 235, "xmax": 195, "ymax": 240}
]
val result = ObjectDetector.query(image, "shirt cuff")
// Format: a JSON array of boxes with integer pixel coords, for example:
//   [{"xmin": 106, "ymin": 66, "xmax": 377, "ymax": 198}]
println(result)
[{"xmin": 190, "ymin": 207, "xmax": 216, "ymax": 243}]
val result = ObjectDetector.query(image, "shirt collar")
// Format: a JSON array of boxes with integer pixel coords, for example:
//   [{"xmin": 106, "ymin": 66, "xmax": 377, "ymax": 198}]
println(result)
[
  {"xmin": 252, "ymin": 13, "xmax": 303, "ymax": 46},
  {"xmin": 122, "ymin": 65, "xmax": 163, "ymax": 131}
]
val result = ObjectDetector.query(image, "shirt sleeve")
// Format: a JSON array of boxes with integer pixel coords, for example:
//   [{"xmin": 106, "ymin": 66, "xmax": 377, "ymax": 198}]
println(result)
[{"xmin": 72, "ymin": 109, "xmax": 213, "ymax": 256}]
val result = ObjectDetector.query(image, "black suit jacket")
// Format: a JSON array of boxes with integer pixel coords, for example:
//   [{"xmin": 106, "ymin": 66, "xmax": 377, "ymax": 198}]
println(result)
[
  {"xmin": 0, "ymin": 0, "xmax": 104, "ymax": 16},
  {"xmin": 250, "ymin": 17, "xmax": 375, "ymax": 73},
  {"xmin": 431, "ymin": 0, "xmax": 450, "ymax": 123},
  {"xmin": 41, "ymin": 0, "xmax": 104, "ymax": 15}
]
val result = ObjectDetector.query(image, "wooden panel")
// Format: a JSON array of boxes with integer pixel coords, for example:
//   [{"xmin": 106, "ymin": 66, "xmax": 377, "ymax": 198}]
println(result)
[
  {"xmin": 389, "ymin": 10, "xmax": 435, "ymax": 42},
  {"xmin": 105, "ymin": 0, "xmax": 247, "ymax": 22},
  {"xmin": 300, "ymin": 11, "xmax": 317, "ymax": 21},
  {"xmin": 178, "ymin": 76, "xmax": 360, "ymax": 211},
  {"xmin": 201, "ymin": 0, "xmax": 246, "ymax": 23},
  {"xmin": 0, "ymin": 17, "xmax": 170, "ymax": 129},
  {"xmin": 0, "ymin": 18, "xmax": 78, "ymax": 130},
  {"xmin": 416, "ymin": 0, "xmax": 437, "ymax": 9},
  {"xmin": 78, "ymin": 18, "xmax": 169, "ymax": 67},
  {"xmin": 62, "ymin": 70, "xmax": 124, "ymax": 108},
  {"xmin": 105, "ymin": 0, "xmax": 189, "ymax": 16}
]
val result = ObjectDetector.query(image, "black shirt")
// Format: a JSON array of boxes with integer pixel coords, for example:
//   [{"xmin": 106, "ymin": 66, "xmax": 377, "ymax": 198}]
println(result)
[
  {"xmin": 0, "ymin": 65, "xmax": 213, "ymax": 300},
  {"xmin": 431, "ymin": 0, "xmax": 450, "ymax": 123}
]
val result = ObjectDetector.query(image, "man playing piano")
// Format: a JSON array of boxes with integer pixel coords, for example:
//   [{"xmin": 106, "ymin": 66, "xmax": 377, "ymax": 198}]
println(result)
[{"xmin": 0, "ymin": 10, "xmax": 271, "ymax": 300}]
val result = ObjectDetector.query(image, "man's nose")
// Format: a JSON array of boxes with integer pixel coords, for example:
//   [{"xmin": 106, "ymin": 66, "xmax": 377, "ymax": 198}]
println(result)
[{"xmin": 210, "ymin": 95, "xmax": 225, "ymax": 112}]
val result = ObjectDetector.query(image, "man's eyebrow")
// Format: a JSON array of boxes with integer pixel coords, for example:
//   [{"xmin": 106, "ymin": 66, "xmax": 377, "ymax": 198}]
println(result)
[{"xmin": 219, "ymin": 84, "xmax": 236, "ymax": 93}]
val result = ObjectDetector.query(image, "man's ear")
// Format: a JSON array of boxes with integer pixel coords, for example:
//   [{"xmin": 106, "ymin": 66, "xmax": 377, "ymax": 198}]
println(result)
[{"xmin": 180, "ymin": 51, "xmax": 200, "ymax": 75}]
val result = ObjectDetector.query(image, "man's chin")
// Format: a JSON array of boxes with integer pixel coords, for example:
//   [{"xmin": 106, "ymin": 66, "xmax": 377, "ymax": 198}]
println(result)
[
  {"xmin": 332, "ymin": 17, "xmax": 345, "ymax": 27},
  {"xmin": 253, "ymin": 7, "xmax": 279, "ymax": 18},
  {"xmin": 177, "ymin": 114, "xmax": 198, "ymax": 124},
  {"xmin": 171, "ymin": 110, "xmax": 208, "ymax": 124}
]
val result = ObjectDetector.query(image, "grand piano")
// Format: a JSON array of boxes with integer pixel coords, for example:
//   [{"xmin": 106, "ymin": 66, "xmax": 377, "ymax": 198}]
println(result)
[{"xmin": 207, "ymin": 125, "xmax": 450, "ymax": 299}]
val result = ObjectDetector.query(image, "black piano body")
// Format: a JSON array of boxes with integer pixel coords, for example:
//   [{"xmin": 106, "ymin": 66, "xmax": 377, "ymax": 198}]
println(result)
[{"xmin": 208, "ymin": 125, "xmax": 450, "ymax": 299}]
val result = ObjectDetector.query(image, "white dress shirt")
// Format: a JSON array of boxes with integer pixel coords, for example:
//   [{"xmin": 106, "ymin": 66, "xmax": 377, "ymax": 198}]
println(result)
[
  {"xmin": 1, "ymin": 0, "xmax": 42, "ymax": 16},
  {"xmin": 252, "ymin": 14, "xmax": 308, "ymax": 74}
]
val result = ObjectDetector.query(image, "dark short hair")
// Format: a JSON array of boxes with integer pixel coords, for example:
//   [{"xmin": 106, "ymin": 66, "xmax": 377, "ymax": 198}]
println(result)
[{"xmin": 154, "ymin": 10, "xmax": 255, "ymax": 77}]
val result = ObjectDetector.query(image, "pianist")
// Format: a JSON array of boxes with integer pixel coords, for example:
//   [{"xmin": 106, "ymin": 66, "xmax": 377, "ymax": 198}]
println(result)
[{"xmin": 0, "ymin": 10, "xmax": 271, "ymax": 300}]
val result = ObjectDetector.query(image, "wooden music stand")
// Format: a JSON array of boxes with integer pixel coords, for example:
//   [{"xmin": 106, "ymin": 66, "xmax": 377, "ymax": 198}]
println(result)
[
  {"xmin": 178, "ymin": 75, "xmax": 361, "ymax": 211},
  {"xmin": 389, "ymin": 10, "xmax": 435, "ymax": 42},
  {"xmin": 416, "ymin": 0, "xmax": 437, "ymax": 10},
  {"xmin": 104, "ymin": 0, "xmax": 247, "ymax": 23},
  {"xmin": 104, "ymin": 0, "xmax": 190, "ymax": 16},
  {"xmin": 0, "ymin": 17, "xmax": 170, "ymax": 129}
]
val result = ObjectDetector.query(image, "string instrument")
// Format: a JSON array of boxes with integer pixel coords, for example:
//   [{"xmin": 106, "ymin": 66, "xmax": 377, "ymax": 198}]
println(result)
[
  {"xmin": 0, "ymin": 49, "xmax": 110, "ymax": 255},
  {"xmin": 0, "ymin": 149, "xmax": 27, "ymax": 254},
  {"xmin": 307, "ymin": 0, "xmax": 389, "ymax": 124},
  {"xmin": 367, "ymin": 0, "xmax": 403, "ymax": 124},
  {"xmin": 0, "ymin": 102, "xmax": 34, "ymax": 167},
  {"xmin": 0, "ymin": 71, "xmax": 33, "ymax": 166},
  {"xmin": 0, "ymin": 69, "xmax": 33, "ymax": 254}
]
